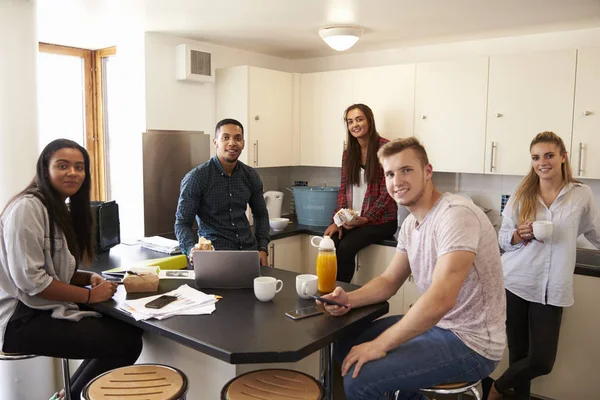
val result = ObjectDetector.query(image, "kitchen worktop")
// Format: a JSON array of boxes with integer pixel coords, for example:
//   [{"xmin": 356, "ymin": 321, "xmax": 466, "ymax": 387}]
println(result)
[{"xmin": 269, "ymin": 218, "xmax": 600, "ymax": 278}]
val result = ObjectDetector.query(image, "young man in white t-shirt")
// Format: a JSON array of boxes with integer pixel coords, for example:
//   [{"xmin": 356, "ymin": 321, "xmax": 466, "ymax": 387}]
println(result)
[{"xmin": 318, "ymin": 137, "xmax": 506, "ymax": 400}]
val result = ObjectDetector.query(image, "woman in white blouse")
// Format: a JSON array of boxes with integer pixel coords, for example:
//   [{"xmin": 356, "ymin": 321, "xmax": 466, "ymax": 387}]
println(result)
[{"xmin": 487, "ymin": 131, "xmax": 600, "ymax": 400}]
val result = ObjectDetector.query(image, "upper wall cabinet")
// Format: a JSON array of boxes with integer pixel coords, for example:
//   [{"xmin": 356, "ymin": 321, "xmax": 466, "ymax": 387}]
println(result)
[
  {"xmin": 216, "ymin": 66, "xmax": 293, "ymax": 167},
  {"xmin": 353, "ymin": 64, "xmax": 415, "ymax": 141},
  {"xmin": 414, "ymin": 58, "xmax": 489, "ymax": 173},
  {"xmin": 485, "ymin": 50, "xmax": 577, "ymax": 175},
  {"xmin": 300, "ymin": 70, "xmax": 353, "ymax": 167},
  {"xmin": 572, "ymin": 48, "xmax": 600, "ymax": 179}
]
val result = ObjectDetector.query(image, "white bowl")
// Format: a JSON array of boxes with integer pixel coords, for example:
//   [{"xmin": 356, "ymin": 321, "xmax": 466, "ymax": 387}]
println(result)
[{"xmin": 269, "ymin": 218, "xmax": 289, "ymax": 231}]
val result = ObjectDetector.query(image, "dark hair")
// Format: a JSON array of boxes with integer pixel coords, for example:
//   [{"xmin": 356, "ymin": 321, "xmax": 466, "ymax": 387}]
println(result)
[
  {"xmin": 343, "ymin": 104, "xmax": 381, "ymax": 186},
  {"xmin": 1, "ymin": 139, "xmax": 94, "ymax": 265},
  {"xmin": 377, "ymin": 137, "xmax": 430, "ymax": 167},
  {"xmin": 215, "ymin": 118, "xmax": 244, "ymax": 138}
]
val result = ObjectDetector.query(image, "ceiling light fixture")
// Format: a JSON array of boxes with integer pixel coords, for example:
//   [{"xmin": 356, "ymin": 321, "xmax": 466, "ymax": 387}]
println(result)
[{"xmin": 318, "ymin": 26, "xmax": 363, "ymax": 52}]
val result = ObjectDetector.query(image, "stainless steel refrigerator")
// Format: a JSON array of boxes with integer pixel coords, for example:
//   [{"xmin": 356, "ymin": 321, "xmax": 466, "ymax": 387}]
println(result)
[{"xmin": 142, "ymin": 130, "xmax": 211, "ymax": 238}]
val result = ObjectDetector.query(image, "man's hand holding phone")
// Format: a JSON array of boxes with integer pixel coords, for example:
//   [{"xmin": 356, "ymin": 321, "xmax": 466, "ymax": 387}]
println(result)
[{"xmin": 314, "ymin": 287, "xmax": 351, "ymax": 316}]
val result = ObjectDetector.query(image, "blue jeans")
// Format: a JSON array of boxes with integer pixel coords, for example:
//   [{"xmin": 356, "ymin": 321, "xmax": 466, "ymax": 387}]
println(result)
[{"xmin": 335, "ymin": 316, "xmax": 499, "ymax": 400}]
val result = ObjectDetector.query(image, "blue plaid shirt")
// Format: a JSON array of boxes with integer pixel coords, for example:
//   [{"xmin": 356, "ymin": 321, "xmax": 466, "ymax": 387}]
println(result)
[{"xmin": 175, "ymin": 156, "xmax": 270, "ymax": 257}]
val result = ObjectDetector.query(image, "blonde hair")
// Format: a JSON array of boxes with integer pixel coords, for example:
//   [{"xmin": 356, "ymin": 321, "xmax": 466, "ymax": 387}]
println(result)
[
  {"xmin": 512, "ymin": 131, "xmax": 579, "ymax": 224},
  {"xmin": 377, "ymin": 137, "xmax": 429, "ymax": 167}
]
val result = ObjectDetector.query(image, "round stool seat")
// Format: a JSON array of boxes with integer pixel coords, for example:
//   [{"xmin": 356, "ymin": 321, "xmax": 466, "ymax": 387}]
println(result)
[
  {"xmin": 82, "ymin": 364, "xmax": 188, "ymax": 400},
  {"xmin": 421, "ymin": 380, "xmax": 481, "ymax": 395},
  {"xmin": 221, "ymin": 369, "xmax": 324, "ymax": 400},
  {"xmin": 0, "ymin": 351, "xmax": 37, "ymax": 360}
]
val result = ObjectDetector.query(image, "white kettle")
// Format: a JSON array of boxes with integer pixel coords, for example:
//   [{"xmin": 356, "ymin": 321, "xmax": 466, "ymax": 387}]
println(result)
[{"xmin": 263, "ymin": 191, "xmax": 284, "ymax": 219}]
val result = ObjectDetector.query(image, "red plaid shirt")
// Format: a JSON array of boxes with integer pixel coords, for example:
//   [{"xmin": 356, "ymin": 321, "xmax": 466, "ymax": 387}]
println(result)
[{"xmin": 334, "ymin": 136, "xmax": 397, "ymax": 225}]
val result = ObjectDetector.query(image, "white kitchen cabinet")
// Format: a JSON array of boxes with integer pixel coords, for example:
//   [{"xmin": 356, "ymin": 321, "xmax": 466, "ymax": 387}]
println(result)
[
  {"xmin": 485, "ymin": 50, "xmax": 577, "ymax": 175},
  {"xmin": 571, "ymin": 48, "xmax": 600, "ymax": 179},
  {"xmin": 300, "ymin": 70, "xmax": 353, "ymax": 167},
  {"xmin": 302, "ymin": 234, "xmax": 320, "ymax": 276},
  {"xmin": 269, "ymin": 235, "xmax": 303, "ymax": 273},
  {"xmin": 414, "ymin": 58, "xmax": 489, "ymax": 173},
  {"xmin": 353, "ymin": 64, "xmax": 415, "ymax": 141},
  {"xmin": 216, "ymin": 66, "xmax": 294, "ymax": 167},
  {"xmin": 354, "ymin": 245, "xmax": 403, "ymax": 316}
]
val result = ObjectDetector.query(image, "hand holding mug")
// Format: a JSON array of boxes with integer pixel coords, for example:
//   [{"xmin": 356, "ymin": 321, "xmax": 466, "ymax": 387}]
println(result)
[{"xmin": 516, "ymin": 221, "xmax": 534, "ymax": 242}]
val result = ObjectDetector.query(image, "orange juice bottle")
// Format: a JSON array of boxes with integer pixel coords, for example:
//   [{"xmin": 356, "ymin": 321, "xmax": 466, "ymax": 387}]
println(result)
[{"xmin": 311, "ymin": 235, "xmax": 337, "ymax": 293}]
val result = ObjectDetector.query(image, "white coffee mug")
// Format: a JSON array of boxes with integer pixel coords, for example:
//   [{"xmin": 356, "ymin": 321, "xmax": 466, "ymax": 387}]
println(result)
[
  {"xmin": 532, "ymin": 220, "xmax": 553, "ymax": 241},
  {"xmin": 254, "ymin": 276, "xmax": 283, "ymax": 302},
  {"xmin": 296, "ymin": 274, "xmax": 318, "ymax": 299}
]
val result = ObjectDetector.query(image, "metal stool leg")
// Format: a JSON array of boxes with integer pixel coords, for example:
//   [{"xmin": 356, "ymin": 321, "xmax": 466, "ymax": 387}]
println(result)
[
  {"xmin": 457, "ymin": 393, "xmax": 463, "ymax": 400},
  {"xmin": 470, "ymin": 386, "xmax": 482, "ymax": 400},
  {"xmin": 61, "ymin": 358, "xmax": 71, "ymax": 400}
]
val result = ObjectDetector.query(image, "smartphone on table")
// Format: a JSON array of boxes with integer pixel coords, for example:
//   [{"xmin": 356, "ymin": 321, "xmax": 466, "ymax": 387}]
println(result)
[
  {"xmin": 145, "ymin": 294, "xmax": 178, "ymax": 309},
  {"xmin": 310, "ymin": 295, "xmax": 349, "ymax": 308},
  {"xmin": 285, "ymin": 306, "xmax": 324, "ymax": 320}
]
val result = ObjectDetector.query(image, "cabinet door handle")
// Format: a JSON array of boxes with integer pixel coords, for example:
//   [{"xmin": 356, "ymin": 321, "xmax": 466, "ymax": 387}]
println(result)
[
  {"xmin": 490, "ymin": 142, "xmax": 497, "ymax": 172},
  {"xmin": 495, "ymin": 113, "xmax": 503, "ymax": 118},
  {"xmin": 254, "ymin": 140, "xmax": 259, "ymax": 167},
  {"xmin": 583, "ymin": 111, "xmax": 592, "ymax": 116},
  {"xmin": 269, "ymin": 243, "xmax": 275, "ymax": 267},
  {"xmin": 578, "ymin": 142, "xmax": 584, "ymax": 176}
]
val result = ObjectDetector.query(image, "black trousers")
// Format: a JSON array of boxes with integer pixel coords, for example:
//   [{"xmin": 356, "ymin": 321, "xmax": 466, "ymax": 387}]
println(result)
[
  {"xmin": 3, "ymin": 309, "xmax": 143, "ymax": 399},
  {"xmin": 495, "ymin": 290, "xmax": 563, "ymax": 400},
  {"xmin": 331, "ymin": 220, "xmax": 398, "ymax": 283}
]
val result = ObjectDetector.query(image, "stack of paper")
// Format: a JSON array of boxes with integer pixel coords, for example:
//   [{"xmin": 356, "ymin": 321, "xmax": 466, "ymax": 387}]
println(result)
[
  {"xmin": 122, "ymin": 284, "xmax": 217, "ymax": 321},
  {"xmin": 138, "ymin": 236, "xmax": 181, "ymax": 255}
]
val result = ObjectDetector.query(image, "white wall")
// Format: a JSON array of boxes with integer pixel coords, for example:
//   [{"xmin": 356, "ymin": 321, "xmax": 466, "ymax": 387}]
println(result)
[
  {"xmin": 0, "ymin": 0, "xmax": 39, "ymax": 210},
  {"xmin": 106, "ymin": 30, "xmax": 147, "ymax": 241},
  {"xmin": 144, "ymin": 32, "xmax": 295, "ymax": 135},
  {"xmin": 296, "ymin": 26, "xmax": 600, "ymax": 72}
]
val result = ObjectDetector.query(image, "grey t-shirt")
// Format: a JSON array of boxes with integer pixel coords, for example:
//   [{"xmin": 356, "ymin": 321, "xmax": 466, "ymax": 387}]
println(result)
[{"xmin": 397, "ymin": 193, "xmax": 506, "ymax": 361}]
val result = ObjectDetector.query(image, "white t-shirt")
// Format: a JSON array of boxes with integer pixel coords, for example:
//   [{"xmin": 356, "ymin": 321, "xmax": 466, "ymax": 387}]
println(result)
[
  {"xmin": 352, "ymin": 166, "xmax": 367, "ymax": 214},
  {"xmin": 397, "ymin": 193, "xmax": 506, "ymax": 361}
]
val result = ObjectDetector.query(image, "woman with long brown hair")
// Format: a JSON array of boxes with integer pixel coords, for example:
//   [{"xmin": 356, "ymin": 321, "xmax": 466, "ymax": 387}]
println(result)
[
  {"xmin": 323, "ymin": 104, "xmax": 398, "ymax": 283},
  {"xmin": 0, "ymin": 139, "xmax": 142, "ymax": 400},
  {"xmin": 486, "ymin": 132, "xmax": 600, "ymax": 399}
]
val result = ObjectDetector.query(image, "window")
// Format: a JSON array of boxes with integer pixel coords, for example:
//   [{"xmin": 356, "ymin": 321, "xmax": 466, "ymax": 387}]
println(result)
[{"xmin": 38, "ymin": 43, "xmax": 116, "ymax": 201}]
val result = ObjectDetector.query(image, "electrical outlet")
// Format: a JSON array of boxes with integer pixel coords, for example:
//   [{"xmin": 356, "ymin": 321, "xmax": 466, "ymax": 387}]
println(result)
[{"xmin": 294, "ymin": 181, "xmax": 308, "ymax": 187}]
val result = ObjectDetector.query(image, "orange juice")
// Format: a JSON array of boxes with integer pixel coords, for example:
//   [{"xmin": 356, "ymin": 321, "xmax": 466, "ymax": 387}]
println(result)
[{"xmin": 316, "ymin": 251, "xmax": 337, "ymax": 293}]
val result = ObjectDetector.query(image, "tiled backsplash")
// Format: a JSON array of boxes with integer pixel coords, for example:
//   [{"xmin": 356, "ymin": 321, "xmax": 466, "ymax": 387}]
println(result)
[{"xmin": 257, "ymin": 167, "xmax": 600, "ymax": 249}]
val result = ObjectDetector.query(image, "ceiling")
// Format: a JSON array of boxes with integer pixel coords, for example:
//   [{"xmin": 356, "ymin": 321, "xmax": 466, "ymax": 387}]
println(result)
[{"xmin": 36, "ymin": 0, "xmax": 600, "ymax": 59}]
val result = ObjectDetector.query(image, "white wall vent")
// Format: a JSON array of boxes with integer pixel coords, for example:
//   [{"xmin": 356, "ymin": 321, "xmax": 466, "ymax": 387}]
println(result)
[{"xmin": 176, "ymin": 44, "xmax": 215, "ymax": 83}]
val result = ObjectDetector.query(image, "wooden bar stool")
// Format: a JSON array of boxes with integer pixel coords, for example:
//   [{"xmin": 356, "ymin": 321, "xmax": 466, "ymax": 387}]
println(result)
[
  {"xmin": 221, "ymin": 369, "xmax": 324, "ymax": 400},
  {"xmin": 387, "ymin": 381, "xmax": 482, "ymax": 400},
  {"xmin": 81, "ymin": 364, "xmax": 188, "ymax": 400},
  {"xmin": 0, "ymin": 351, "xmax": 72, "ymax": 400}
]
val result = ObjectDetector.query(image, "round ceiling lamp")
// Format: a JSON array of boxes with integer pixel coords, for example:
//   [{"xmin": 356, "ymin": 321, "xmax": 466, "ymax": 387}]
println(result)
[{"xmin": 318, "ymin": 26, "xmax": 363, "ymax": 52}]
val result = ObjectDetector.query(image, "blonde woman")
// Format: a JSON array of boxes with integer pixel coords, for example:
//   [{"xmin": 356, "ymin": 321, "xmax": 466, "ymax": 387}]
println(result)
[{"xmin": 487, "ymin": 132, "xmax": 600, "ymax": 400}]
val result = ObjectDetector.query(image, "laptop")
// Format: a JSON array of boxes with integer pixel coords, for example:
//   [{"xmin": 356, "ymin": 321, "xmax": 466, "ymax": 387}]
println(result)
[{"xmin": 193, "ymin": 250, "xmax": 261, "ymax": 289}]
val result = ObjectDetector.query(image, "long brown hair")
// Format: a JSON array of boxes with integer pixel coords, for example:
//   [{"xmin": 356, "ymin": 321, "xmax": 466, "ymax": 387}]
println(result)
[
  {"xmin": 343, "ymin": 104, "xmax": 381, "ymax": 186},
  {"xmin": 512, "ymin": 131, "xmax": 580, "ymax": 224},
  {"xmin": 1, "ymin": 139, "xmax": 95, "ymax": 266}
]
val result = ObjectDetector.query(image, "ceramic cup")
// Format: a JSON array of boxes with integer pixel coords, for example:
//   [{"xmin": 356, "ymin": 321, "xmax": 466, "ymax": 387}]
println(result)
[
  {"xmin": 254, "ymin": 276, "xmax": 283, "ymax": 302},
  {"xmin": 532, "ymin": 221, "xmax": 553, "ymax": 241},
  {"xmin": 295, "ymin": 274, "xmax": 318, "ymax": 299}
]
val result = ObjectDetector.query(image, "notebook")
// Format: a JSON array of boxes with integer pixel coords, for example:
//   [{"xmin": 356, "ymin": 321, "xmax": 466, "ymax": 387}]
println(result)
[{"xmin": 193, "ymin": 250, "xmax": 260, "ymax": 289}]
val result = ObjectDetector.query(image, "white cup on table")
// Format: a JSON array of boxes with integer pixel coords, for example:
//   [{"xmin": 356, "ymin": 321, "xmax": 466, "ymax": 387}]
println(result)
[
  {"xmin": 254, "ymin": 277, "xmax": 283, "ymax": 302},
  {"xmin": 295, "ymin": 274, "xmax": 318, "ymax": 299},
  {"xmin": 532, "ymin": 221, "xmax": 553, "ymax": 241}
]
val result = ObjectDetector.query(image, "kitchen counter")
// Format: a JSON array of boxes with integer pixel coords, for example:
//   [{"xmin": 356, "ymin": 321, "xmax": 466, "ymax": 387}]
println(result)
[
  {"xmin": 269, "ymin": 219, "xmax": 600, "ymax": 278},
  {"xmin": 269, "ymin": 219, "xmax": 398, "ymax": 248}
]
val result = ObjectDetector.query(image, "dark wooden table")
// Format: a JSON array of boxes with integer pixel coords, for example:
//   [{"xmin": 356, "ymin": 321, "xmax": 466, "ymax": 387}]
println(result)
[{"xmin": 88, "ymin": 244, "xmax": 389, "ymax": 399}]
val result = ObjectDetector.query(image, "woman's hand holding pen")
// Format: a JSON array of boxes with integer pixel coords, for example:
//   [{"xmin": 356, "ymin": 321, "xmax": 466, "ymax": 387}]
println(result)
[{"xmin": 88, "ymin": 274, "xmax": 118, "ymax": 303}]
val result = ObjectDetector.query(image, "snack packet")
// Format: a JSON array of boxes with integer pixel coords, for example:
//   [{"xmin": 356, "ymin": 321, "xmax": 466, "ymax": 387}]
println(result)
[
  {"xmin": 333, "ymin": 208, "xmax": 359, "ymax": 227},
  {"xmin": 195, "ymin": 236, "xmax": 215, "ymax": 251}
]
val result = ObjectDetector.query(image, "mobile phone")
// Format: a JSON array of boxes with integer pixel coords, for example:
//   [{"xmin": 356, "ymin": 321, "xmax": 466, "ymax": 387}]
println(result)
[
  {"xmin": 285, "ymin": 305, "xmax": 324, "ymax": 320},
  {"xmin": 145, "ymin": 295, "xmax": 178, "ymax": 309},
  {"xmin": 310, "ymin": 295, "xmax": 349, "ymax": 308}
]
